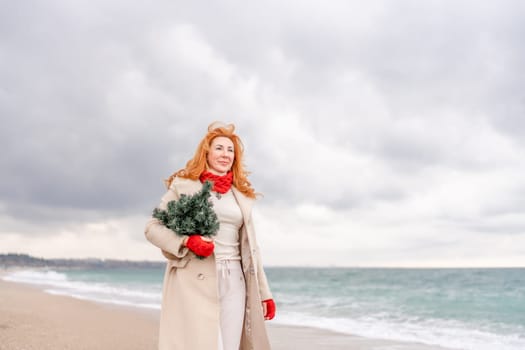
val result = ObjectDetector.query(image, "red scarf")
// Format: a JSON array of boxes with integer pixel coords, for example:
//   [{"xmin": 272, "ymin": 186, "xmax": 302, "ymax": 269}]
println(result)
[{"xmin": 199, "ymin": 171, "xmax": 233, "ymax": 194}]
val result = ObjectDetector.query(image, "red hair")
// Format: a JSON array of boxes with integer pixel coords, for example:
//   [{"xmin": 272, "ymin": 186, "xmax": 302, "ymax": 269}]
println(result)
[{"xmin": 165, "ymin": 122, "xmax": 256, "ymax": 198}]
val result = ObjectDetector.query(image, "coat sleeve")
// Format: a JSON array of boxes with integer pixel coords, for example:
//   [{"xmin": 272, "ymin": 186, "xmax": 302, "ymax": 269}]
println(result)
[
  {"xmin": 144, "ymin": 182, "xmax": 189, "ymax": 259},
  {"xmin": 256, "ymin": 247, "xmax": 273, "ymax": 301},
  {"xmin": 248, "ymin": 218, "xmax": 273, "ymax": 301}
]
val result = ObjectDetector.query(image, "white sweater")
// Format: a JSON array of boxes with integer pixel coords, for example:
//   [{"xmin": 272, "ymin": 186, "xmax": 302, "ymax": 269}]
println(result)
[{"xmin": 210, "ymin": 189, "xmax": 243, "ymax": 261}]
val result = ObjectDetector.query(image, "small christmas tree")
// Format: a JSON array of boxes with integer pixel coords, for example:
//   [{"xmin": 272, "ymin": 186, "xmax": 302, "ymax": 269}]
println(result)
[{"xmin": 152, "ymin": 181, "xmax": 220, "ymax": 239}]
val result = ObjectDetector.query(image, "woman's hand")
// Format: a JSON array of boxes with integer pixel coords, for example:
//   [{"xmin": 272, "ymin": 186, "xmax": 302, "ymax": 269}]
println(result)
[
  {"xmin": 262, "ymin": 299, "xmax": 276, "ymax": 320},
  {"xmin": 184, "ymin": 235, "xmax": 214, "ymax": 258},
  {"xmin": 183, "ymin": 235, "xmax": 213, "ymax": 245}
]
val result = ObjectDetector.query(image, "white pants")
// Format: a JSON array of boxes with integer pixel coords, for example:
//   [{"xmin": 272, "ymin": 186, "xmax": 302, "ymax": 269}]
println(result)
[{"xmin": 217, "ymin": 260, "xmax": 246, "ymax": 350}]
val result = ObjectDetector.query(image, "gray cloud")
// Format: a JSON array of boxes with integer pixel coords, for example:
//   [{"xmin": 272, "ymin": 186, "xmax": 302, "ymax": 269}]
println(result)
[{"xmin": 1, "ymin": 0, "xmax": 525, "ymax": 253}]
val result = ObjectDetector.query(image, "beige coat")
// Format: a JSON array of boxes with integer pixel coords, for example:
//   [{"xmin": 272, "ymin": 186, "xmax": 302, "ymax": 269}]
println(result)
[{"xmin": 145, "ymin": 177, "xmax": 273, "ymax": 350}]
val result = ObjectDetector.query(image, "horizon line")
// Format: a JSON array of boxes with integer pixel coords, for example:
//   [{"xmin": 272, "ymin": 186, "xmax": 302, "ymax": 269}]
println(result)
[{"xmin": 1, "ymin": 253, "xmax": 524, "ymax": 269}]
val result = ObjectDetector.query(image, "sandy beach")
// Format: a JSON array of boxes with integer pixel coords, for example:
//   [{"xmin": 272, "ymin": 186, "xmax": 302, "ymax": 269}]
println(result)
[{"xmin": 0, "ymin": 278, "xmax": 452, "ymax": 350}]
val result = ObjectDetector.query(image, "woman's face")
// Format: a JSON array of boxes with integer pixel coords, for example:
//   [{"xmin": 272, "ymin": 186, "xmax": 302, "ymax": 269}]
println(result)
[{"xmin": 207, "ymin": 136, "xmax": 235, "ymax": 175}]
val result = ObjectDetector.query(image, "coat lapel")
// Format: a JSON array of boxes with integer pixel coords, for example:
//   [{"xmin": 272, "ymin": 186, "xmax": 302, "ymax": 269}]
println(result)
[{"xmin": 231, "ymin": 187, "xmax": 255, "ymax": 223}]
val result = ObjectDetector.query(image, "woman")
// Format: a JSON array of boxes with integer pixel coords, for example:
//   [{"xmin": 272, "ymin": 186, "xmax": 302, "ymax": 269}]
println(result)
[{"xmin": 145, "ymin": 121, "xmax": 275, "ymax": 350}]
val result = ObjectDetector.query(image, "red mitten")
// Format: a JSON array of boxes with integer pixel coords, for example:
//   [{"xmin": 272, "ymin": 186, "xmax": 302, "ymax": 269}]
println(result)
[
  {"xmin": 186, "ymin": 235, "xmax": 214, "ymax": 258},
  {"xmin": 263, "ymin": 299, "xmax": 276, "ymax": 320}
]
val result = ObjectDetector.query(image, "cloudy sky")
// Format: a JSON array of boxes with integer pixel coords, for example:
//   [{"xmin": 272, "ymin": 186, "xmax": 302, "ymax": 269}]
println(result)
[{"xmin": 1, "ymin": 0, "xmax": 524, "ymax": 267}]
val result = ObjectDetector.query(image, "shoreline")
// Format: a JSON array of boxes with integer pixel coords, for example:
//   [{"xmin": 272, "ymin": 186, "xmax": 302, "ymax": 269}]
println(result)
[{"xmin": 0, "ymin": 277, "xmax": 452, "ymax": 350}]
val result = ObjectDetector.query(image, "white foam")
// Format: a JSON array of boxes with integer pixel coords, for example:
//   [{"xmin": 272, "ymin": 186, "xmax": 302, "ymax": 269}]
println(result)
[
  {"xmin": 2, "ymin": 269, "xmax": 161, "ymax": 310},
  {"xmin": 273, "ymin": 311, "xmax": 525, "ymax": 350},
  {"xmin": 3, "ymin": 269, "xmax": 68, "ymax": 284}
]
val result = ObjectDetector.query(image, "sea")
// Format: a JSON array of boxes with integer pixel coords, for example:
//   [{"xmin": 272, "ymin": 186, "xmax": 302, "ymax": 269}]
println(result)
[{"xmin": 3, "ymin": 267, "xmax": 525, "ymax": 350}]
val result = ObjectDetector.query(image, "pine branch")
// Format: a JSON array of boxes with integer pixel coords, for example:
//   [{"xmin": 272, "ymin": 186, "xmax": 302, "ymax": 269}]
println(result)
[{"xmin": 152, "ymin": 181, "xmax": 220, "ymax": 237}]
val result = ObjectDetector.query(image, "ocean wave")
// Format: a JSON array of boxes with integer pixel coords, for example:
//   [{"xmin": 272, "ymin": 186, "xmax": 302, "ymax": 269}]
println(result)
[
  {"xmin": 2, "ymin": 269, "xmax": 161, "ymax": 310},
  {"xmin": 273, "ymin": 311, "xmax": 525, "ymax": 350},
  {"xmin": 5, "ymin": 268, "xmax": 525, "ymax": 350},
  {"xmin": 3, "ymin": 269, "xmax": 68, "ymax": 283}
]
